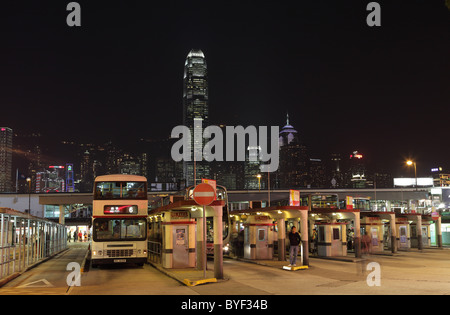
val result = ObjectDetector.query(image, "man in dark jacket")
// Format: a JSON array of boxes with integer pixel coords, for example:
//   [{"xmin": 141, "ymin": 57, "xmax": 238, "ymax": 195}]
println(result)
[{"xmin": 288, "ymin": 226, "xmax": 301, "ymax": 266}]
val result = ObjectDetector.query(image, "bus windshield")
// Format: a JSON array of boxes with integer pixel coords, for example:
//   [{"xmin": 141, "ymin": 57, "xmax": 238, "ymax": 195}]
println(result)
[
  {"xmin": 93, "ymin": 218, "xmax": 147, "ymax": 241},
  {"xmin": 94, "ymin": 181, "xmax": 147, "ymax": 200}
]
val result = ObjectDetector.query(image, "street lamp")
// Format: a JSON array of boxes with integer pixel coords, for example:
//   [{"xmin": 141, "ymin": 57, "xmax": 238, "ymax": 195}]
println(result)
[
  {"xmin": 256, "ymin": 174, "xmax": 261, "ymax": 191},
  {"xmin": 406, "ymin": 160, "xmax": 417, "ymax": 190},
  {"xmin": 26, "ymin": 177, "xmax": 31, "ymax": 213}
]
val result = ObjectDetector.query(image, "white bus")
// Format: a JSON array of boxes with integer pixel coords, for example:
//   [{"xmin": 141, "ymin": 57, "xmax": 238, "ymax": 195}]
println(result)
[{"xmin": 91, "ymin": 174, "xmax": 148, "ymax": 268}]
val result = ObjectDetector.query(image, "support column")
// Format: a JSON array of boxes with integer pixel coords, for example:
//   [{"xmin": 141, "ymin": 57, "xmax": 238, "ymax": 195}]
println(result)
[
  {"xmin": 277, "ymin": 218, "xmax": 285, "ymax": 261},
  {"xmin": 300, "ymin": 211, "xmax": 309, "ymax": 266},
  {"xmin": 59, "ymin": 205, "xmax": 65, "ymax": 225},
  {"xmin": 436, "ymin": 216, "xmax": 442, "ymax": 248},
  {"xmin": 417, "ymin": 215, "xmax": 423, "ymax": 250},
  {"xmin": 213, "ymin": 205, "xmax": 223, "ymax": 279},
  {"xmin": 353, "ymin": 212, "xmax": 361, "ymax": 258},
  {"xmin": 390, "ymin": 213, "xmax": 397, "ymax": 253}
]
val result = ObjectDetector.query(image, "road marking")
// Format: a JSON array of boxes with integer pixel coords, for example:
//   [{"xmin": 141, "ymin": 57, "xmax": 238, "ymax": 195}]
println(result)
[{"xmin": 18, "ymin": 278, "xmax": 54, "ymax": 288}]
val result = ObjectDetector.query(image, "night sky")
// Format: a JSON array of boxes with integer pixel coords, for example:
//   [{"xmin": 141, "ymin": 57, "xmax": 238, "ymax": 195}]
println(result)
[{"xmin": 1, "ymin": 0, "xmax": 449, "ymax": 177}]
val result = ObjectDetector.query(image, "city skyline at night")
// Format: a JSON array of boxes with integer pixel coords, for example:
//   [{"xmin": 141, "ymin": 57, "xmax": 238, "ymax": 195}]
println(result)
[{"xmin": 2, "ymin": 2, "xmax": 450, "ymax": 299}]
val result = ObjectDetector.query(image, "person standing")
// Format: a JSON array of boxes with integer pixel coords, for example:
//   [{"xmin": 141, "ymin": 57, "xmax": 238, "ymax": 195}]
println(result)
[{"xmin": 288, "ymin": 226, "xmax": 301, "ymax": 266}]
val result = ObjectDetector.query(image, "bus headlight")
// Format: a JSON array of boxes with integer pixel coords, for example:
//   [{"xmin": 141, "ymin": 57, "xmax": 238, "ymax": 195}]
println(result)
[{"xmin": 224, "ymin": 244, "xmax": 229, "ymax": 252}]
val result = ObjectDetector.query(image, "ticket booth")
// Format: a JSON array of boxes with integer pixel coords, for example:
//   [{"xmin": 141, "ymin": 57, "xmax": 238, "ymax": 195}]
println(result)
[
  {"xmin": 412, "ymin": 222, "xmax": 431, "ymax": 248},
  {"xmin": 161, "ymin": 210, "xmax": 197, "ymax": 268},
  {"xmin": 243, "ymin": 215, "xmax": 274, "ymax": 260},
  {"xmin": 396, "ymin": 217, "xmax": 411, "ymax": 250},
  {"xmin": 361, "ymin": 216, "xmax": 384, "ymax": 253},
  {"xmin": 316, "ymin": 222, "xmax": 347, "ymax": 257}
]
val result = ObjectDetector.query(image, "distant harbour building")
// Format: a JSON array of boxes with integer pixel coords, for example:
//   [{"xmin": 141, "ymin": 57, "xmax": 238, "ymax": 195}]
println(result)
[
  {"xmin": 348, "ymin": 150, "xmax": 366, "ymax": 188},
  {"xmin": 278, "ymin": 115, "xmax": 309, "ymax": 188},
  {"xmin": 182, "ymin": 49, "xmax": 210, "ymax": 186},
  {"xmin": 36, "ymin": 166, "xmax": 66, "ymax": 193},
  {"xmin": 0, "ymin": 127, "xmax": 13, "ymax": 192}
]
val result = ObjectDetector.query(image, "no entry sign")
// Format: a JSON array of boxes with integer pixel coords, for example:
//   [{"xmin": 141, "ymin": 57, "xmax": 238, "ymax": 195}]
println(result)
[{"xmin": 193, "ymin": 183, "xmax": 216, "ymax": 206}]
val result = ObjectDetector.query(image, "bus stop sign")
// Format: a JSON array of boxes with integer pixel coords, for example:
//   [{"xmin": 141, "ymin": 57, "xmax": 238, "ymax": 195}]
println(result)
[{"xmin": 193, "ymin": 183, "xmax": 216, "ymax": 206}]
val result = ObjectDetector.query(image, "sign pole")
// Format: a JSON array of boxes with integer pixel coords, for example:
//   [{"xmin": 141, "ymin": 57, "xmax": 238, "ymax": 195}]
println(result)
[
  {"xmin": 203, "ymin": 204, "xmax": 206, "ymax": 279},
  {"xmin": 192, "ymin": 182, "xmax": 216, "ymax": 279}
]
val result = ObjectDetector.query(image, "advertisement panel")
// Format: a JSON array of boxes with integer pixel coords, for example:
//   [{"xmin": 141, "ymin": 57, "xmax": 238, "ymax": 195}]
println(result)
[{"xmin": 289, "ymin": 189, "xmax": 300, "ymax": 206}]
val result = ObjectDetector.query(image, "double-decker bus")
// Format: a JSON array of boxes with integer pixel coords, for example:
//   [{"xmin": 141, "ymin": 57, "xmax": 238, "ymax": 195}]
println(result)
[{"xmin": 90, "ymin": 174, "xmax": 148, "ymax": 267}]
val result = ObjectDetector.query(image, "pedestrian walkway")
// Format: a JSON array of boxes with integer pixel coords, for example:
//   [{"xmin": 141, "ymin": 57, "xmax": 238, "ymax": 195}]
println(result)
[{"xmin": 0, "ymin": 242, "xmax": 89, "ymax": 295}]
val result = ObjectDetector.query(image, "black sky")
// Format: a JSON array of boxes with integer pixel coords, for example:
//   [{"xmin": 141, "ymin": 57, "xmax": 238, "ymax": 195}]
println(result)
[{"xmin": 1, "ymin": 0, "xmax": 449, "ymax": 176}]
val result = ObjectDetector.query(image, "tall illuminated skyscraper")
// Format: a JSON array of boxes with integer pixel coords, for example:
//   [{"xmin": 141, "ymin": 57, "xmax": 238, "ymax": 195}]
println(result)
[
  {"xmin": 0, "ymin": 127, "xmax": 13, "ymax": 192},
  {"xmin": 182, "ymin": 49, "xmax": 209, "ymax": 186}
]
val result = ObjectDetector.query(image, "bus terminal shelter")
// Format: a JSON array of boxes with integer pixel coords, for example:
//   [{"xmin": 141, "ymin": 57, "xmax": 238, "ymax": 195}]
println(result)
[
  {"xmin": 232, "ymin": 206, "xmax": 310, "ymax": 266},
  {"xmin": 310, "ymin": 208, "xmax": 361, "ymax": 258},
  {"xmin": 232, "ymin": 206, "xmax": 365, "ymax": 262},
  {"xmin": 148, "ymin": 199, "xmax": 225, "ymax": 280}
]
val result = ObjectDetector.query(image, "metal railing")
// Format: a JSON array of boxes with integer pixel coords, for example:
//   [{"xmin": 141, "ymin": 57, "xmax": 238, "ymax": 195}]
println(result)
[
  {"xmin": 0, "ymin": 208, "xmax": 67, "ymax": 281},
  {"xmin": 147, "ymin": 240, "xmax": 161, "ymax": 263}
]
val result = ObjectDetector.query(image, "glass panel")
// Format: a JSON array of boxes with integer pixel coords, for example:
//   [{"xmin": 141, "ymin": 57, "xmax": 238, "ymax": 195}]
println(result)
[
  {"xmin": 94, "ymin": 181, "xmax": 147, "ymax": 200},
  {"xmin": 333, "ymin": 228, "xmax": 340, "ymax": 240},
  {"xmin": 258, "ymin": 229, "xmax": 266, "ymax": 241},
  {"xmin": 93, "ymin": 218, "xmax": 146, "ymax": 241},
  {"xmin": 122, "ymin": 182, "xmax": 147, "ymax": 199}
]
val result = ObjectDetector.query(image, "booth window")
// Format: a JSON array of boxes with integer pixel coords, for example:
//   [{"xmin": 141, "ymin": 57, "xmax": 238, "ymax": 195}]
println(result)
[
  {"xmin": 333, "ymin": 228, "xmax": 340, "ymax": 240},
  {"xmin": 258, "ymin": 229, "xmax": 266, "ymax": 241},
  {"xmin": 318, "ymin": 226, "xmax": 325, "ymax": 242}
]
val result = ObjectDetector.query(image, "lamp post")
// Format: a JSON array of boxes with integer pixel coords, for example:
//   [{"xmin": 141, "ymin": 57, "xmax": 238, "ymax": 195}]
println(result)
[
  {"xmin": 26, "ymin": 177, "xmax": 31, "ymax": 213},
  {"xmin": 256, "ymin": 174, "xmax": 261, "ymax": 191},
  {"xmin": 406, "ymin": 160, "xmax": 417, "ymax": 191}
]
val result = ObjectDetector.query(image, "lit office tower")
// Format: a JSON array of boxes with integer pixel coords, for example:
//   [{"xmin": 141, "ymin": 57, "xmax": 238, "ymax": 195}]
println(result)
[
  {"xmin": 0, "ymin": 127, "xmax": 13, "ymax": 192},
  {"xmin": 182, "ymin": 49, "xmax": 210, "ymax": 186}
]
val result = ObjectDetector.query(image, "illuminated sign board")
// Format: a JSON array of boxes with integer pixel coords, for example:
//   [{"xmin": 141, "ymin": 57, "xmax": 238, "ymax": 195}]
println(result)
[
  {"xmin": 104, "ymin": 205, "xmax": 138, "ymax": 214},
  {"xmin": 393, "ymin": 178, "xmax": 433, "ymax": 187},
  {"xmin": 289, "ymin": 189, "xmax": 300, "ymax": 206}
]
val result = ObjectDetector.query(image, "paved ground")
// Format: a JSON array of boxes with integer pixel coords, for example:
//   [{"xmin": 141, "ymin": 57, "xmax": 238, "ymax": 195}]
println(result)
[
  {"xmin": 1, "ymin": 243, "xmax": 450, "ymax": 295},
  {"xmin": 0, "ymin": 243, "xmax": 88, "ymax": 295}
]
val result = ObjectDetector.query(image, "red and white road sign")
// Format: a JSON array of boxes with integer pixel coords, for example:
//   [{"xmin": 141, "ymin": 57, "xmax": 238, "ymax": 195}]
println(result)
[
  {"xmin": 193, "ymin": 183, "xmax": 216, "ymax": 206},
  {"xmin": 432, "ymin": 212, "xmax": 439, "ymax": 220}
]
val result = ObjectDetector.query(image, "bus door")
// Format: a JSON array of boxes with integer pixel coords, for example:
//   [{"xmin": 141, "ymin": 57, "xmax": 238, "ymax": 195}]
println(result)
[{"xmin": 173, "ymin": 226, "xmax": 189, "ymax": 268}]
